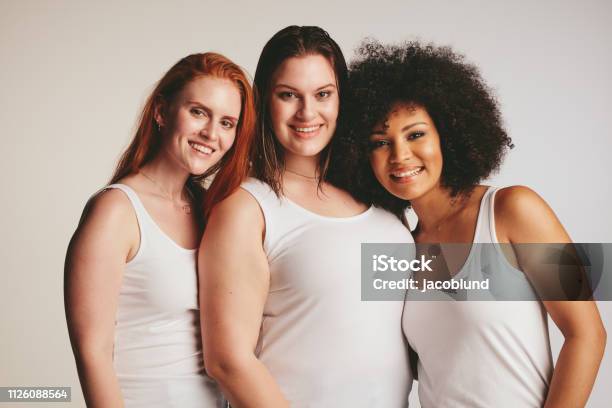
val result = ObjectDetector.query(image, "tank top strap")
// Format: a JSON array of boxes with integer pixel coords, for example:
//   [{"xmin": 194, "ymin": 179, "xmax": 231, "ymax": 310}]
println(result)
[
  {"xmin": 240, "ymin": 178, "xmax": 280, "ymax": 212},
  {"xmin": 473, "ymin": 186, "xmax": 499, "ymax": 243},
  {"xmin": 105, "ymin": 183, "xmax": 153, "ymax": 253},
  {"xmin": 106, "ymin": 183, "xmax": 148, "ymax": 219},
  {"xmin": 485, "ymin": 186, "xmax": 502, "ymax": 243},
  {"xmin": 240, "ymin": 178, "xmax": 283, "ymax": 252}
]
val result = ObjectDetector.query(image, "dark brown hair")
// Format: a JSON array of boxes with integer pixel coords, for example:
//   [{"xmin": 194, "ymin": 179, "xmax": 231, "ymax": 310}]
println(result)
[
  {"xmin": 336, "ymin": 40, "xmax": 513, "ymax": 220},
  {"xmin": 252, "ymin": 25, "xmax": 348, "ymax": 195}
]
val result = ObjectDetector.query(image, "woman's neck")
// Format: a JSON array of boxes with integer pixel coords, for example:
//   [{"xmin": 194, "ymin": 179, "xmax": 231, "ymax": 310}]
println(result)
[
  {"xmin": 139, "ymin": 153, "xmax": 190, "ymax": 201},
  {"xmin": 411, "ymin": 187, "xmax": 465, "ymax": 234},
  {"xmin": 284, "ymin": 152, "xmax": 320, "ymax": 180}
]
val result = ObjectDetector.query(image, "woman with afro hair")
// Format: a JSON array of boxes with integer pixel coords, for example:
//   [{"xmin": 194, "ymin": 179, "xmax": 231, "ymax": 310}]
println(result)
[{"xmin": 336, "ymin": 40, "xmax": 606, "ymax": 407}]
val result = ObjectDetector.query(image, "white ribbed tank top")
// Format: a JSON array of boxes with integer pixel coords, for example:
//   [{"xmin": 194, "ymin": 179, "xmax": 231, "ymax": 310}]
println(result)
[
  {"xmin": 241, "ymin": 178, "xmax": 414, "ymax": 408},
  {"xmin": 403, "ymin": 187, "xmax": 553, "ymax": 407},
  {"xmin": 107, "ymin": 184, "xmax": 223, "ymax": 408}
]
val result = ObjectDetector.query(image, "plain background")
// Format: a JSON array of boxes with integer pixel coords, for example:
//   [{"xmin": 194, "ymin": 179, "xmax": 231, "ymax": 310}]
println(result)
[{"xmin": 1, "ymin": 0, "xmax": 610, "ymax": 406}]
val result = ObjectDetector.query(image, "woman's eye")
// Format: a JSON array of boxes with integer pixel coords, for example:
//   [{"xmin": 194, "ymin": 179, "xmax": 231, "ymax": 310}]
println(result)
[
  {"xmin": 317, "ymin": 90, "xmax": 332, "ymax": 99},
  {"xmin": 220, "ymin": 120, "xmax": 235, "ymax": 129},
  {"xmin": 407, "ymin": 131, "xmax": 425, "ymax": 140},
  {"xmin": 191, "ymin": 108, "xmax": 206, "ymax": 117},
  {"xmin": 279, "ymin": 91, "xmax": 297, "ymax": 100},
  {"xmin": 369, "ymin": 140, "xmax": 390, "ymax": 150}
]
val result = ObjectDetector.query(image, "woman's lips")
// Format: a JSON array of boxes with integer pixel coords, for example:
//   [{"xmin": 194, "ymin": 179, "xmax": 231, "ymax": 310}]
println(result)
[
  {"xmin": 390, "ymin": 166, "xmax": 424, "ymax": 183},
  {"xmin": 188, "ymin": 141, "xmax": 214, "ymax": 155},
  {"xmin": 289, "ymin": 124, "xmax": 323, "ymax": 138}
]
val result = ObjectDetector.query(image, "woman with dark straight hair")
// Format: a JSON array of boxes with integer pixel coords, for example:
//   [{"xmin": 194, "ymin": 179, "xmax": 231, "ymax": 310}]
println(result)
[
  {"xmin": 65, "ymin": 52, "xmax": 255, "ymax": 407},
  {"xmin": 249, "ymin": 25, "xmax": 348, "ymax": 194},
  {"xmin": 199, "ymin": 26, "xmax": 413, "ymax": 407}
]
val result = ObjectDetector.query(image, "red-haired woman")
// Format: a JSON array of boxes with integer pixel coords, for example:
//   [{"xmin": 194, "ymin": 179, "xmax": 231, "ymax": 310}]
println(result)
[{"xmin": 64, "ymin": 53, "xmax": 255, "ymax": 408}]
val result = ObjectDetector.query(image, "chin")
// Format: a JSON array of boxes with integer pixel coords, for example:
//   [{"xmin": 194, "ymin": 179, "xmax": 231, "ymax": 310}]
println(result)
[
  {"xmin": 282, "ymin": 132, "xmax": 332, "ymax": 155},
  {"xmin": 285, "ymin": 143, "xmax": 324, "ymax": 158},
  {"xmin": 390, "ymin": 190, "xmax": 415, "ymax": 201},
  {"xmin": 302, "ymin": 146, "xmax": 327, "ymax": 157},
  {"xmin": 188, "ymin": 161, "xmax": 215, "ymax": 177},
  {"xmin": 378, "ymin": 182, "xmax": 416, "ymax": 201}
]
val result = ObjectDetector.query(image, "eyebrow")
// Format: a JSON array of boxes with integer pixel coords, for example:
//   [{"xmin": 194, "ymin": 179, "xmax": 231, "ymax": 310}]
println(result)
[
  {"xmin": 371, "ymin": 121, "xmax": 427, "ymax": 136},
  {"xmin": 188, "ymin": 101, "xmax": 239, "ymax": 122},
  {"xmin": 273, "ymin": 83, "xmax": 337, "ymax": 91}
]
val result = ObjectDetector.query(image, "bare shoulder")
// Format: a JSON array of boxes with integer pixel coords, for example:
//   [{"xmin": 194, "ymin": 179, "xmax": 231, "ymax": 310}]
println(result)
[
  {"xmin": 206, "ymin": 187, "xmax": 264, "ymax": 236},
  {"xmin": 79, "ymin": 187, "xmax": 135, "ymax": 229},
  {"xmin": 66, "ymin": 186, "xmax": 140, "ymax": 268},
  {"xmin": 200, "ymin": 186, "xmax": 267, "ymax": 267},
  {"xmin": 494, "ymin": 185, "xmax": 549, "ymax": 218},
  {"xmin": 71, "ymin": 187, "xmax": 139, "ymax": 254},
  {"xmin": 494, "ymin": 185, "xmax": 569, "ymax": 243}
]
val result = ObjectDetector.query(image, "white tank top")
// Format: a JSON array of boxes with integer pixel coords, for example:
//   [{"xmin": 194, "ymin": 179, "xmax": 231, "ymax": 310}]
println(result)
[
  {"xmin": 107, "ymin": 184, "xmax": 223, "ymax": 408},
  {"xmin": 241, "ymin": 178, "xmax": 413, "ymax": 408},
  {"xmin": 402, "ymin": 187, "xmax": 553, "ymax": 407}
]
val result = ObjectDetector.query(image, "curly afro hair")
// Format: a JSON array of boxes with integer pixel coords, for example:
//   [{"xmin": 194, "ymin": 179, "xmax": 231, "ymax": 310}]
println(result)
[{"xmin": 330, "ymin": 40, "xmax": 513, "ymax": 221}]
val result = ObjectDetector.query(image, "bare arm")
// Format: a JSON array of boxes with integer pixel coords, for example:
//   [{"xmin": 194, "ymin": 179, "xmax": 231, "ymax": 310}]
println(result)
[
  {"xmin": 496, "ymin": 186, "xmax": 606, "ymax": 408},
  {"xmin": 64, "ymin": 189, "xmax": 138, "ymax": 408},
  {"xmin": 199, "ymin": 189, "xmax": 289, "ymax": 408}
]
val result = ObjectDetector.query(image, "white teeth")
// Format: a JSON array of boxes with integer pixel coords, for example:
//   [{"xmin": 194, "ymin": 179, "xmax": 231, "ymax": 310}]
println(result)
[
  {"xmin": 294, "ymin": 125, "xmax": 320, "ymax": 132},
  {"xmin": 392, "ymin": 168, "xmax": 423, "ymax": 177},
  {"xmin": 189, "ymin": 142, "xmax": 213, "ymax": 155}
]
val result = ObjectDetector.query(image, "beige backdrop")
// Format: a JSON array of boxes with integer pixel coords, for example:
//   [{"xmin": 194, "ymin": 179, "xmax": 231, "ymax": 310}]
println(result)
[{"xmin": 1, "ymin": 0, "xmax": 611, "ymax": 406}]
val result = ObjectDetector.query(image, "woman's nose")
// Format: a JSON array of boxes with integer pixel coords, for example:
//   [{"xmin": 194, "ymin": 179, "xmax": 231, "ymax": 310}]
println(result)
[{"xmin": 296, "ymin": 97, "xmax": 316, "ymax": 122}]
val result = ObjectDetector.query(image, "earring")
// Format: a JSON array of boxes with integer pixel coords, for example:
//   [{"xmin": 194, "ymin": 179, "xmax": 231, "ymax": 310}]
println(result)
[{"xmin": 156, "ymin": 122, "xmax": 161, "ymax": 132}]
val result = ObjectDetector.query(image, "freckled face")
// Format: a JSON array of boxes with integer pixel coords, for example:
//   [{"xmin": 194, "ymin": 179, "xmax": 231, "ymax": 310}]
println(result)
[
  {"xmin": 158, "ymin": 76, "xmax": 242, "ymax": 176},
  {"xmin": 369, "ymin": 104, "xmax": 443, "ymax": 201},
  {"xmin": 268, "ymin": 54, "xmax": 339, "ymax": 159}
]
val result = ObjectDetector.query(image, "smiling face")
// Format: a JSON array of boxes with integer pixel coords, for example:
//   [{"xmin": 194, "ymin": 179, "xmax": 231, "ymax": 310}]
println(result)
[
  {"xmin": 157, "ymin": 75, "xmax": 242, "ymax": 176},
  {"xmin": 369, "ymin": 104, "xmax": 444, "ymax": 201},
  {"xmin": 268, "ymin": 54, "xmax": 339, "ymax": 160}
]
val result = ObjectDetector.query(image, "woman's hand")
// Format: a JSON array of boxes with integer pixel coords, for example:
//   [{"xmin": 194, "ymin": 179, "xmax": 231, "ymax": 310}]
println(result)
[{"xmin": 496, "ymin": 186, "xmax": 607, "ymax": 408}]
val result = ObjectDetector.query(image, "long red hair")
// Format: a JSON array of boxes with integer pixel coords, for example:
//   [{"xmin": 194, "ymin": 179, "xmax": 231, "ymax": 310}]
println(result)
[{"xmin": 111, "ymin": 52, "xmax": 255, "ymax": 223}]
